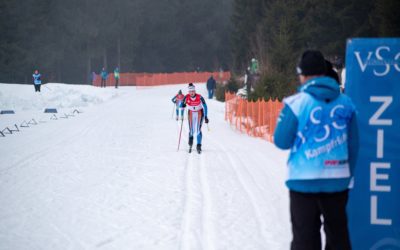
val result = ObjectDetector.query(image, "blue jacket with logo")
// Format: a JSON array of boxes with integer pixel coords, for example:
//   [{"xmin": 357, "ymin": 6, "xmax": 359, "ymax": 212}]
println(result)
[
  {"xmin": 33, "ymin": 73, "xmax": 41, "ymax": 85},
  {"xmin": 274, "ymin": 76, "xmax": 359, "ymax": 193}
]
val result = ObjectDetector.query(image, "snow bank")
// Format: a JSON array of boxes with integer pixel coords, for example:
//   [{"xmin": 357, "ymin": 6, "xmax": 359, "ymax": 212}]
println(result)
[{"xmin": 0, "ymin": 83, "xmax": 120, "ymax": 111}]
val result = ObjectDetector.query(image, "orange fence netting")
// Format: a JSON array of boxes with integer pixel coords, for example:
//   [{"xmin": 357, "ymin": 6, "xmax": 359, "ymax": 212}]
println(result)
[
  {"xmin": 93, "ymin": 71, "xmax": 231, "ymax": 87},
  {"xmin": 225, "ymin": 92, "xmax": 284, "ymax": 142}
]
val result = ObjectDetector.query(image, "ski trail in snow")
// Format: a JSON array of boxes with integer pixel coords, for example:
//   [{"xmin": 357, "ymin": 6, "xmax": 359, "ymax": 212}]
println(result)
[
  {"xmin": 226, "ymin": 151, "xmax": 279, "ymax": 246},
  {"xmin": 207, "ymin": 136, "xmax": 270, "ymax": 246},
  {"xmin": 199, "ymin": 152, "xmax": 216, "ymax": 250},
  {"xmin": 0, "ymin": 113, "xmax": 100, "ymax": 175},
  {"xmin": 179, "ymin": 151, "xmax": 216, "ymax": 250},
  {"xmin": 179, "ymin": 153, "xmax": 200, "ymax": 250}
]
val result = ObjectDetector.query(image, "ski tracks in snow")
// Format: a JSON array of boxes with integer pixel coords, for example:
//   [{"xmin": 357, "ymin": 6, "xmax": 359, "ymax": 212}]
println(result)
[
  {"xmin": 179, "ymin": 151, "xmax": 216, "ymax": 250},
  {"xmin": 210, "ymin": 138, "xmax": 270, "ymax": 246},
  {"xmin": 176, "ymin": 114, "xmax": 287, "ymax": 249}
]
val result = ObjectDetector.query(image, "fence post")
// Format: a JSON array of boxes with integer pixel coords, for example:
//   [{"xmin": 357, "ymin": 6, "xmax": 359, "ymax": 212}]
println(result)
[{"xmin": 259, "ymin": 100, "xmax": 262, "ymax": 138}]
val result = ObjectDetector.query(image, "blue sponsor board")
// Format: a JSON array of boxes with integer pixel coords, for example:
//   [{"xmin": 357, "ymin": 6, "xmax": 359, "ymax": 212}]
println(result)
[{"xmin": 346, "ymin": 38, "xmax": 400, "ymax": 249}]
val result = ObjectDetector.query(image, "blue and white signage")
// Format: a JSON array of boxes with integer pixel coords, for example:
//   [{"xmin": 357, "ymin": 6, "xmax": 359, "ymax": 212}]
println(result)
[{"xmin": 346, "ymin": 38, "xmax": 400, "ymax": 249}]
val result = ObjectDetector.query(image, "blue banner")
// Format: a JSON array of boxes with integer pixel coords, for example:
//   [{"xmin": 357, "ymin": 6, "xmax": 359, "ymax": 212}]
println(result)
[{"xmin": 346, "ymin": 38, "xmax": 400, "ymax": 249}]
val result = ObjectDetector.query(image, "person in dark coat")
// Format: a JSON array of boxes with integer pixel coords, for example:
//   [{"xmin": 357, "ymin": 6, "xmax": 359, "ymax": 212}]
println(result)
[{"xmin": 206, "ymin": 75, "xmax": 216, "ymax": 99}]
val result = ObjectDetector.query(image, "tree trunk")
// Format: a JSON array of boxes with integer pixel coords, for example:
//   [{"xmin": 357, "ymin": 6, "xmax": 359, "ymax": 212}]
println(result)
[
  {"xmin": 117, "ymin": 36, "xmax": 121, "ymax": 70},
  {"xmin": 103, "ymin": 47, "xmax": 107, "ymax": 70},
  {"xmin": 87, "ymin": 55, "xmax": 91, "ymax": 85},
  {"xmin": 57, "ymin": 60, "xmax": 61, "ymax": 82},
  {"xmin": 87, "ymin": 38, "xmax": 92, "ymax": 85}
]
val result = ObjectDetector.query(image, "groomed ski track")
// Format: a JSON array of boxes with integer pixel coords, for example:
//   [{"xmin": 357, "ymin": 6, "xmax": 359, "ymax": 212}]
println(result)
[{"xmin": 0, "ymin": 84, "xmax": 290, "ymax": 249}]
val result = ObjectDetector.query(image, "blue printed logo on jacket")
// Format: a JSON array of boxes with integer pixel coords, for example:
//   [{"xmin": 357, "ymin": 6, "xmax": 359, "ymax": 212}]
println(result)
[{"xmin": 284, "ymin": 78, "xmax": 355, "ymax": 180}]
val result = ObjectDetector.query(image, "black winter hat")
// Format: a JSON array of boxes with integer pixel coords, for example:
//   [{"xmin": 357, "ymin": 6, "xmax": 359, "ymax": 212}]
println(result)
[{"xmin": 296, "ymin": 50, "xmax": 327, "ymax": 76}]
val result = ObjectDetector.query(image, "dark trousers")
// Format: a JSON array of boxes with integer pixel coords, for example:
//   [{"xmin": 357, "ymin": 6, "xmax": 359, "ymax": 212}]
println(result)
[
  {"xmin": 115, "ymin": 78, "xmax": 119, "ymax": 88},
  {"xmin": 207, "ymin": 89, "xmax": 214, "ymax": 99},
  {"xmin": 34, "ymin": 84, "xmax": 41, "ymax": 92},
  {"xmin": 290, "ymin": 190, "xmax": 351, "ymax": 250},
  {"xmin": 101, "ymin": 79, "xmax": 106, "ymax": 87}
]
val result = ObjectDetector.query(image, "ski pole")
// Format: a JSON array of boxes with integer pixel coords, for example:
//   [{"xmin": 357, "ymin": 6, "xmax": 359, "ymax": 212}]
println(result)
[
  {"xmin": 172, "ymin": 103, "xmax": 175, "ymax": 119},
  {"xmin": 177, "ymin": 112, "xmax": 184, "ymax": 151},
  {"xmin": 206, "ymin": 123, "xmax": 210, "ymax": 132}
]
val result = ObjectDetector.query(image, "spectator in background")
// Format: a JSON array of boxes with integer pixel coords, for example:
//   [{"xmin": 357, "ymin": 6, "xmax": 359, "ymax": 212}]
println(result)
[
  {"xmin": 250, "ymin": 58, "xmax": 259, "ymax": 74},
  {"xmin": 32, "ymin": 70, "xmax": 41, "ymax": 92},
  {"xmin": 274, "ymin": 50, "xmax": 358, "ymax": 250},
  {"xmin": 91, "ymin": 71, "xmax": 96, "ymax": 85},
  {"xmin": 114, "ymin": 67, "xmax": 120, "ymax": 88},
  {"xmin": 206, "ymin": 75, "xmax": 216, "ymax": 99},
  {"xmin": 100, "ymin": 68, "xmax": 107, "ymax": 88}
]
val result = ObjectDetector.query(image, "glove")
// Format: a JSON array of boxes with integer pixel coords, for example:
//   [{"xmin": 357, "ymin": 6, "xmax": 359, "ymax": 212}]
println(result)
[
  {"xmin": 205, "ymin": 116, "xmax": 209, "ymax": 123},
  {"xmin": 181, "ymin": 103, "xmax": 186, "ymax": 108}
]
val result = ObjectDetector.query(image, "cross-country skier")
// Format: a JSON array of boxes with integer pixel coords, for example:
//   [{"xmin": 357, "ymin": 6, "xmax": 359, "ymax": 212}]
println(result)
[
  {"xmin": 171, "ymin": 90, "xmax": 185, "ymax": 120},
  {"xmin": 181, "ymin": 83, "xmax": 209, "ymax": 153}
]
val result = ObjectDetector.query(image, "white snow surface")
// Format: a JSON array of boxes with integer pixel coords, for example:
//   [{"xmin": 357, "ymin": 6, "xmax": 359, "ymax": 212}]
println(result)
[{"xmin": 0, "ymin": 83, "xmax": 291, "ymax": 250}]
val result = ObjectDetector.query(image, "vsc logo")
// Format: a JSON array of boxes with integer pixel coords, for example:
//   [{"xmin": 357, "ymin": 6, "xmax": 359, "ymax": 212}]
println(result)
[
  {"xmin": 297, "ymin": 104, "xmax": 348, "ymax": 144},
  {"xmin": 354, "ymin": 46, "xmax": 400, "ymax": 76}
]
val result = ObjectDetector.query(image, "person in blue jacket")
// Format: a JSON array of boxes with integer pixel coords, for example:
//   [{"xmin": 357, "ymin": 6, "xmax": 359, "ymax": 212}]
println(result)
[
  {"xmin": 181, "ymin": 83, "xmax": 209, "ymax": 153},
  {"xmin": 100, "ymin": 68, "xmax": 108, "ymax": 88},
  {"xmin": 32, "ymin": 70, "xmax": 41, "ymax": 92},
  {"xmin": 274, "ymin": 50, "xmax": 359, "ymax": 250}
]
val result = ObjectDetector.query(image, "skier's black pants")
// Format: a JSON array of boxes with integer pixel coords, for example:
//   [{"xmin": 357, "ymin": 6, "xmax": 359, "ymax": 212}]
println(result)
[
  {"xmin": 289, "ymin": 190, "xmax": 351, "ymax": 250},
  {"xmin": 34, "ymin": 84, "xmax": 41, "ymax": 92},
  {"xmin": 115, "ymin": 78, "xmax": 119, "ymax": 88}
]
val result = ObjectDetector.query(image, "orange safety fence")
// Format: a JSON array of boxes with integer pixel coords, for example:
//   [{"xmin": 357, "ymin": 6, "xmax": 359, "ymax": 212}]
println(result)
[
  {"xmin": 225, "ymin": 92, "xmax": 284, "ymax": 142},
  {"xmin": 93, "ymin": 71, "xmax": 231, "ymax": 87}
]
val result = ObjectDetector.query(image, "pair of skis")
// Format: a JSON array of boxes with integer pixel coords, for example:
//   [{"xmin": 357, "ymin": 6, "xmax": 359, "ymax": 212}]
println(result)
[{"xmin": 188, "ymin": 146, "xmax": 201, "ymax": 154}]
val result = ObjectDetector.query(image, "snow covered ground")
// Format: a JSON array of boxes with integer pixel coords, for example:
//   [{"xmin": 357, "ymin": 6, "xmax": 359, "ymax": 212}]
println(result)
[{"xmin": 0, "ymin": 83, "xmax": 290, "ymax": 250}]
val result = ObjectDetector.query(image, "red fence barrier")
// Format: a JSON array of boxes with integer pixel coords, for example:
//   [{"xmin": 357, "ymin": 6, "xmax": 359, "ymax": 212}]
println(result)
[
  {"xmin": 225, "ymin": 92, "xmax": 284, "ymax": 142},
  {"xmin": 93, "ymin": 71, "xmax": 231, "ymax": 87}
]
